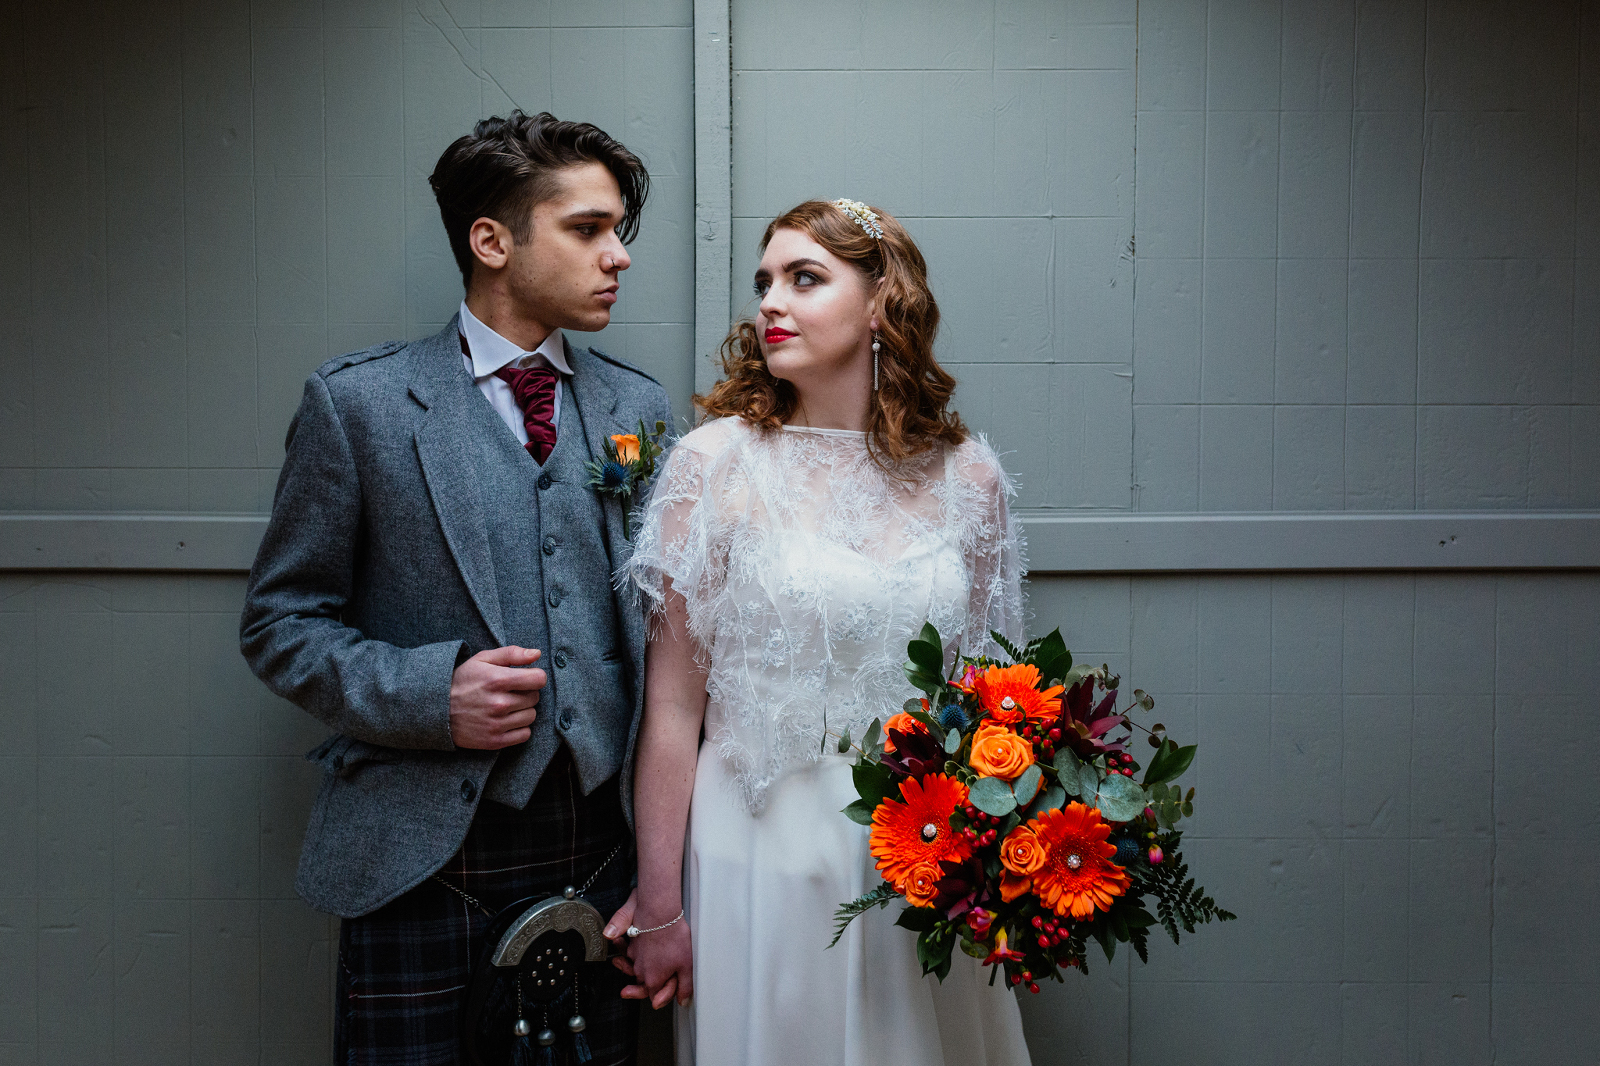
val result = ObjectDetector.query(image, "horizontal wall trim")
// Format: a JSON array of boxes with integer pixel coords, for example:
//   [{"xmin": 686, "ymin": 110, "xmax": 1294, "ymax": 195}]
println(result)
[
  {"xmin": 1021, "ymin": 511, "xmax": 1600, "ymax": 572},
  {"xmin": 1, "ymin": 511, "xmax": 1596, "ymax": 574}
]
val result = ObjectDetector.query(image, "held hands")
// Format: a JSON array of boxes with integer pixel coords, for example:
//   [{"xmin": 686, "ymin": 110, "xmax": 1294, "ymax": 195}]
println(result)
[
  {"xmin": 604, "ymin": 890, "xmax": 693, "ymax": 1009},
  {"xmin": 448, "ymin": 646, "xmax": 547, "ymax": 749}
]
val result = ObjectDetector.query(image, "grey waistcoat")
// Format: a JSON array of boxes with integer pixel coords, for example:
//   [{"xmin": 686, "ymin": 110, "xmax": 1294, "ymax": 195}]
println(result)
[{"xmin": 475, "ymin": 377, "xmax": 628, "ymax": 808}]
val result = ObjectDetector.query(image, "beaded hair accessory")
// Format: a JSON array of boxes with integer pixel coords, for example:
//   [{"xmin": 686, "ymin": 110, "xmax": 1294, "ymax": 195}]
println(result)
[{"xmin": 832, "ymin": 198, "xmax": 884, "ymax": 240}]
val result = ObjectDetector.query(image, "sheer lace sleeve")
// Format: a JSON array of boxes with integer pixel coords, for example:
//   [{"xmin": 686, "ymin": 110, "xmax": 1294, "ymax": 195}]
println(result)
[
  {"xmin": 951, "ymin": 437, "xmax": 1026, "ymax": 656},
  {"xmin": 619, "ymin": 420, "xmax": 736, "ymax": 651}
]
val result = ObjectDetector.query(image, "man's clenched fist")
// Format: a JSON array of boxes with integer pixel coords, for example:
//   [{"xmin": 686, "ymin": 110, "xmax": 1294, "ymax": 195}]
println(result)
[{"xmin": 449, "ymin": 646, "xmax": 547, "ymax": 749}]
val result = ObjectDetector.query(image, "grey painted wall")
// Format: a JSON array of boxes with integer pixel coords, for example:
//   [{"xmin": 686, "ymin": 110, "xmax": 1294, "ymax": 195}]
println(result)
[
  {"xmin": 2, "ymin": 1, "xmax": 1598, "ymax": 1065},
  {"xmin": 730, "ymin": 0, "xmax": 1598, "ymax": 515}
]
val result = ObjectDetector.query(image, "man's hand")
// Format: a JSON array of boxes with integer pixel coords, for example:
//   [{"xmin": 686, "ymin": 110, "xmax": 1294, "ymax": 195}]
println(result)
[{"xmin": 449, "ymin": 646, "xmax": 546, "ymax": 749}]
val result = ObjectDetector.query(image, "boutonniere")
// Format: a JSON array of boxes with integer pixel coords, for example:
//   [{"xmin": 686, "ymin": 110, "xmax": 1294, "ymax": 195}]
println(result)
[{"xmin": 585, "ymin": 419, "xmax": 669, "ymax": 539}]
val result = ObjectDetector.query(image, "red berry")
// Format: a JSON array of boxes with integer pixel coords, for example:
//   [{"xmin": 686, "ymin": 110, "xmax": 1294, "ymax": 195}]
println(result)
[
  {"xmin": 1010, "ymin": 974, "xmax": 1022, "ymax": 986},
  {"xmin": 1028, "ymin": 982, "xmax": 1041, "ymax": 994},
  {"xmin": 1031, "ymin": 915, "xmax": 1043, "ymax": 929},
  {"xmin": 1048, "ymin": 729, "xmax": 1061, "ymax": 742},
  {"xmin": 1021, "ymin": 971, "xmax": 1032, "ymax": 981}
]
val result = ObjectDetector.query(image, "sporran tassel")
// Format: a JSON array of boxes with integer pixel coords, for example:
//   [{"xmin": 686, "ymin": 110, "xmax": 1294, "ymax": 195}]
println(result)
[{"xmin": 569, "ymin": 974, "xmax": 592, "ymax": 1063}]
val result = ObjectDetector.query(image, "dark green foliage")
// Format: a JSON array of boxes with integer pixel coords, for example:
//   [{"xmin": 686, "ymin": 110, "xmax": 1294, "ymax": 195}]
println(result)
[
  {"xmin": 1143, "ymin": 738, "xmax": 1197, "ymax": 786},
  {"xmin": 829, "ymin": 883, "xmax": 898, "ymax": 947},
  {"xmin": 989, "ymin": 629, "xmax": 1024, "ymax": 662},
  {"xmin": 1137, "ymin": 850, "xmax": 1237, "ymax": 944}
]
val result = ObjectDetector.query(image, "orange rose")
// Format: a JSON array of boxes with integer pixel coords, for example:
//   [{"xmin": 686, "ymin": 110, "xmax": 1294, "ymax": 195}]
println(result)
[
  {"xmin": 611, "ymin": 433, "xmax": 641, "ymax": 462},
  {"xmin": 968, "ymin": 722, "xmax": 1034, "ymax": 781},
  {"xmin": 999, "ymin": 825, "xmax": 1048, "ymax": 876},
  {"xmin": 903, "ymin": 863, "xmax": 943, "ymax": 908},
  {"xmin": 882, "ymin": 711, "xmax": 929, "ymax": 753}
]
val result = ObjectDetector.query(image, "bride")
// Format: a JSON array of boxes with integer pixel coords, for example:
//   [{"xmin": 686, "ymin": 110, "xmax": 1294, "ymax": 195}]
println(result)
[{"xmin": 619, "ymin": 199, "xmax": 1032, "ymax": 1065}]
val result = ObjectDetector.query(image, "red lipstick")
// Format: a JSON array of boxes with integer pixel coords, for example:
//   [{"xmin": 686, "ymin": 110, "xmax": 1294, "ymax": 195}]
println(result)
[{"xmin": 765, "ymin": 328, "xmax": 796, "ymax": 344}]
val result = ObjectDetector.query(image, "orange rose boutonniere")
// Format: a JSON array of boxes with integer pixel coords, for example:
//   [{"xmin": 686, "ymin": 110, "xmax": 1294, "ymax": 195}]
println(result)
[
  {"xmin": 585, "ymin": 419, "xmax": 668, "ymax": 539},
  {"xmin": 611, "ymin": 433, "xmax": 641, "ymax": 463}
]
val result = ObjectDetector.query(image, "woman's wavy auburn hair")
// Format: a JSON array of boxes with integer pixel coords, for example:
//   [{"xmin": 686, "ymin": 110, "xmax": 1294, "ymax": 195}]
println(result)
[{"xmin": 694, "ymin": 200, "xmax": 966, "ymax": 465}]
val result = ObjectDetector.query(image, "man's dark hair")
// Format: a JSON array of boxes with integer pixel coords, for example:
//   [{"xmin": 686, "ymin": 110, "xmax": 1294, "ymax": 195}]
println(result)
[{"xmin": 428, "ymin": 110, "xmax": 650, "ymax": 286}]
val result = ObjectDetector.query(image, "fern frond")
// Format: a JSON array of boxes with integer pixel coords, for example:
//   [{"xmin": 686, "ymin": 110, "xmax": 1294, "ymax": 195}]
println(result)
[
  {"xmin": 829, "ymin": 883, "xmax": 899, "ymax": 948},
  {"xmin": 990, "ymin": 630, "xmax": 1023, "ymax": 663}
]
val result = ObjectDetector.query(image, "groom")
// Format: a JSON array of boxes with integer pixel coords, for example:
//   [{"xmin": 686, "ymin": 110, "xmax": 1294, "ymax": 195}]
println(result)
[{"xmin": 241, "ymin": 111, "xmax": 669, "ymax": 1065}]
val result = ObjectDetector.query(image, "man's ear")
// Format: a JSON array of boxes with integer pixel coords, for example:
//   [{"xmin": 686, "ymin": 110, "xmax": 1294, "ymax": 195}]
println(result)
[{"xmin": 468, "ymin": 217, "xmax": 512, "ymax": 272}]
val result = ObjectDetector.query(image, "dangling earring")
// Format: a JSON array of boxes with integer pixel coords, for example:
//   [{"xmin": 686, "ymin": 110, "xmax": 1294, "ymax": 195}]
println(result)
[{"xmin": 872, "ymin": 331, "xmax": 881, "ymax": 392}]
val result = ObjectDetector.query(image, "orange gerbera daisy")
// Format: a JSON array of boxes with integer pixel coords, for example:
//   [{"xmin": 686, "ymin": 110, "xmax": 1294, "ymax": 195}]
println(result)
[
  {"xmin": 973, "ymin": 664, "xmax": 1064, "ymax": 726},
  {"xmin": 868, "ymin": 774, "xmax": 974, "ymax": 894},
  {"xmin": 1006, "ymin": 802, "xmax": 1130, "ymax": 920}
]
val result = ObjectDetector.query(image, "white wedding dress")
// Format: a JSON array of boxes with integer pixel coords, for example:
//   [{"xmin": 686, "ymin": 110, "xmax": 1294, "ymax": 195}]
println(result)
[{"xmin": 625, "ymin": 417, "xmax": 1032, "ymax": 1066}]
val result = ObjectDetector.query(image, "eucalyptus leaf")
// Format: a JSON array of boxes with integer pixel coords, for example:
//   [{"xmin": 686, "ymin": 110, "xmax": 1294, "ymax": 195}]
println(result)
[
  {"xmin": 968, "ymin": 776, "xmax": 1018, "ymax": 817},
  {"xmin": 944, "ymin": 729, "xmax": 962, "ymax": 754},
  {"xmin": 863, "ymin": 718, "xmax": 882, "ymax": 756},
  {"xmin": 903, "ymin": 698, "xmax": 924, "ymax": 716},
  {"xmin": 1012, "ymin": 764, "xmax": 1043, "ymax": 805},
  {"xmin": 1075, "ymin": 762, "xmax": 1103, "ymax": 802},
  {"xmin": 1089, "ymin": 771, "xmax": 1147, "ymax": 822},
  {"xmin": 838, "ymin": 729, "xmax": 852, "ymax": 755},
  {"xmin": 1023, "ymin": 783, "xmax": 1066, "ymax": 820}
]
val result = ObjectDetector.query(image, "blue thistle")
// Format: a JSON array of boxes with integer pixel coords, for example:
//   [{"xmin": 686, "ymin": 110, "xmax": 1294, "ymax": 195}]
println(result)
[
  {"xmin": 1113, "ymin": 836, "xmax": 1142, "ymax": 867},
  {"xmin": 937, "ymin": 703, "xmax": 969, "ymax": 732},
  {"xmin": 600, "ymin": 461, "xmax": 629, "ymax": 490}
]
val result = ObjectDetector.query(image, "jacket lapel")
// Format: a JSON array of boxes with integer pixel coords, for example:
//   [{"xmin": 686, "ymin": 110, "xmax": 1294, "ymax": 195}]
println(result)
[
  {"xmin": 409, "ymin": 317, "xmax": 507, "ymax": 646},
  {"xmin": 564, "ymin": 340, "xmax": 647, "ymax": 679}
]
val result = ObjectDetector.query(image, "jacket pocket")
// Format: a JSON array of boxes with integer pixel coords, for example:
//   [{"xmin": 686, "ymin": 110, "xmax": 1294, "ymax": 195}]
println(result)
[{"xmin": 305, "ymin": 734, "xmax": 403, "ymax": 778}]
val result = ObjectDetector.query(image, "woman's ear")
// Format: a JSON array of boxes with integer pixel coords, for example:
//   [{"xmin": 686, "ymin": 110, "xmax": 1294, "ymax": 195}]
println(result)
[{"xmin": 869, "ymin": 276, "xmax": 887, "ymax": 332}]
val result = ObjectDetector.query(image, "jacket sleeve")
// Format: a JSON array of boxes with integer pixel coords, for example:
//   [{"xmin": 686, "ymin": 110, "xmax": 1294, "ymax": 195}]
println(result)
[{"xmin": 239, "ymin": 372, "xmax": 460, "ymax": 751}]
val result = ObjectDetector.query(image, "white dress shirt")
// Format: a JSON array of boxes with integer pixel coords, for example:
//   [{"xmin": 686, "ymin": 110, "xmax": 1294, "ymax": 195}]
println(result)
[{"xmin": 458, "ymin": 300, "xmax": 573, "ymax": 445}]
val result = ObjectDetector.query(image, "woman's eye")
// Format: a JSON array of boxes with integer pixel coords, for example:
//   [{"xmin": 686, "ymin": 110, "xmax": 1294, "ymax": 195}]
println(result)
[
  {"xmin": 794, "ymin": 271, "xmax": 819, "ymax": 286},
  {"xmin": 753, "ymin": 280, "xmax": 769, "ymax": 296}
]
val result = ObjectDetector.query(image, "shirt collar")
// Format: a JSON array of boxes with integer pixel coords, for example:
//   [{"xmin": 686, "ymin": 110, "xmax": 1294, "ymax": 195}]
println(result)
[{"xmin": 458, "ymin": 301, "xmax": 573, "ymax": 378}]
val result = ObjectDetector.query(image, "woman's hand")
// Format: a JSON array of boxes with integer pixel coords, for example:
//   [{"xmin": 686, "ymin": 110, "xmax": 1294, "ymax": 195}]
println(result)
[
  {"xmin": 623, "ymin": 582, "xmax": 707, "ymax": 1010},
  {"xmin": 622, "ymin": 916, "xmax": 694, "ymax": 1009}
]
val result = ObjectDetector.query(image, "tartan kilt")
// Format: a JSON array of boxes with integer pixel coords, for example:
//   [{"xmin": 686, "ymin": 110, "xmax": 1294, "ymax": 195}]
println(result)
[{"xmin": 335, "ymin": 749, "xmax": 637, "ymax": 1066}]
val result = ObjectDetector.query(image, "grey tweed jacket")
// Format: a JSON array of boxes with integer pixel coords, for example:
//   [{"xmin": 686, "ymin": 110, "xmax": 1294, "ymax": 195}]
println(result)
[{"xmin": 240, "ymin": 316, "xmax": 671, "ymax": 918}]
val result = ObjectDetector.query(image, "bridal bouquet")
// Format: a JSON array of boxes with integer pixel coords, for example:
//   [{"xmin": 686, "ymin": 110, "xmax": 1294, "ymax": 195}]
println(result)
[{"xmin": 831, "ymin": 626, "xmax": 1233, "ymax": 992}]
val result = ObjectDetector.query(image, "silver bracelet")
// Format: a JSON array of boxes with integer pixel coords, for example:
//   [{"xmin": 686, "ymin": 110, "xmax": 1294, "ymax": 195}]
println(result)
[{"xmin": 627, "ymin": 909, "xmax": 685, "ymax": 937}]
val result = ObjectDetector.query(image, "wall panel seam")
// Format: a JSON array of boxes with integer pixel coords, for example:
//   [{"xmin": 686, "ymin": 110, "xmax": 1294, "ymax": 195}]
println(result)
[{"xmin": 3, "ymin": 511, "xmax": 1596, "ymax": 573}]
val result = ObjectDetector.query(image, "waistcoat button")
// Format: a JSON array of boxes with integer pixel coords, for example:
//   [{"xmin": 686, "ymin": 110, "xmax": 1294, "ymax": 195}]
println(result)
[
  {"xmin": 559, "ymin": 711, "xmax": 573, "ymax": 730},
  {"xmin": 537, "ymin": 472, "xmax": 553, "ymax": 490},
  {"xmin": 542, "ymin": 535, "xmax": 558, "ymax": 556},
  {"xmin": 554, "ymin": 653, "xmax": 568, "ymax": 669},
  {"xmin": 548, "ymin": 590, "xmax": 561, "ymax": 608},
  {"xmin": 460, "ymin": 778, "xmax": 477, "ymax": 802}
]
